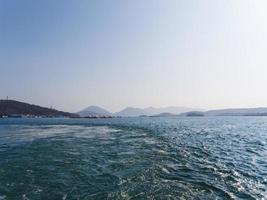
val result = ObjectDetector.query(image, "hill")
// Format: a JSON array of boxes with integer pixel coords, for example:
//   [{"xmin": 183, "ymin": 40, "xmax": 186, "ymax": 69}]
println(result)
[
  {"xmin": 179, "ymin": 111, "xmax": 205, "ymax": 117},
  {"xmin": 0, "ymin": 100, "xmax": 78, "ymax": 118},
  {"xmin": 181, "ymin": 107, "xmax": 267, "ymax": 116},
  {"xmin": 77, "ymin": 105, "xmax": 112, "ymax": 117},
  {"xmin": 150, "ymin": 112, "xmax": 179, "ymax": 117},
  {"xmin": 114, "ymin": 107, "xmax": 146, "ymax": 117},
  {"xmin": 114, "ymin": 106, "xmax": 202, "ymax": 117},
  {"xmin": 205, "ymin": 108, "xmax": 267, "ymax": 116}
]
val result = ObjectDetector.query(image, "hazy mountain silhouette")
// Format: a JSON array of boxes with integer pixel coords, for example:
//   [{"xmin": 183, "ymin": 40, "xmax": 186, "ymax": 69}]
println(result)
[
  {"xmin": 78, "ymin": 105, "xmax": 112, "ymax": 117},
  {"xmin": 205, "ymin": 107, "xmax": 267, "ymax": 116},
  {"xmin": 181, "ymin": 107, "xmax": 267, "ymax": 116},
  {"xmin": 114, "ymin": 106, "xmax": 203, "ymax": 117},
  {"xmin": 114, "ymin": 107, "xmax": 147, "ymax": 117},
  {"xmin": 0, "ymin": 100, "xmax": 78, "ymax": 117},
  {"xmin": 77, "ymin": 105, "xmax": 202, "ymax": 117}
]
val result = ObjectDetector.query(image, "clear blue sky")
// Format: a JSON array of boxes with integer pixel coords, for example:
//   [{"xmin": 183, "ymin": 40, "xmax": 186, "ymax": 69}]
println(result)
[{"xmin": 1, "ymin": 0, "xmax": 267, "ymax": 112}]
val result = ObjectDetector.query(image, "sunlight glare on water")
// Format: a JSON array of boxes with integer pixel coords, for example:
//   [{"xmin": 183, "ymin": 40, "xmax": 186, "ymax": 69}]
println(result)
[{"xmin": 0, "ymin": 117, "xmax": 266, "ymax": 199}]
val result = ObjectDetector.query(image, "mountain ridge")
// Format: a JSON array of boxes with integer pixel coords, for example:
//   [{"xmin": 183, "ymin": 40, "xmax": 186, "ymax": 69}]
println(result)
[
  {"xmin": 77, "ymin": 105, "xmax": 203, "ymax": 117},
  {"xmin": 181, "ymin": 107, "xmax": 267, "ymax": 116},
  {"xmin": 77, "ymin": 105, "xmax": 112, "ymax": 117},
  {"xmin": 0, "ymin": 100, "xmax": 78, "ymax": 117},
  {"xmin": 114, "ymin": 106, "xmax": 204, "ymax": 116},
  {"xmin": 2, "ymin": 100, "xmax": 267, "ymax": 118}
]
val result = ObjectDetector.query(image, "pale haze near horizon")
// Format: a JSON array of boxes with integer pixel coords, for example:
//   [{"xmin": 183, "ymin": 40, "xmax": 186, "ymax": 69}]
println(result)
[{"xmin": 1, "ymin": 0, "xmax": 267, "ymax": 113}]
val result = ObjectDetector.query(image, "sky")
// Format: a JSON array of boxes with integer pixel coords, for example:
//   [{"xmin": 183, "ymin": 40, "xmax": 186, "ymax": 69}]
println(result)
[{"xmin": 1, "ymin": 0, "xmax": 267, "ymax": 112}]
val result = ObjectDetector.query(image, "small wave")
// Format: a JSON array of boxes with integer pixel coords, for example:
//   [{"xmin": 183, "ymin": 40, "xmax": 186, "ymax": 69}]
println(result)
[{"xmin": 0, "ymin": 117, "xmax": 266, "ymax": 199}]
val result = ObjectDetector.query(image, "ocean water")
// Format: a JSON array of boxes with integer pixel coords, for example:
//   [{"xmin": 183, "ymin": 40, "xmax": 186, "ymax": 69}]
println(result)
[{"xmin": 0, "ymin": 117, "xmax": 266, "ymax": 199}]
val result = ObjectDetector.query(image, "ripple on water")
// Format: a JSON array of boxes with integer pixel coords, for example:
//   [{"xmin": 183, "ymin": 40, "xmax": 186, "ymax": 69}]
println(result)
[{"xmin": 0, "ymin": 117, "xmax": 267, "ymax": 199}]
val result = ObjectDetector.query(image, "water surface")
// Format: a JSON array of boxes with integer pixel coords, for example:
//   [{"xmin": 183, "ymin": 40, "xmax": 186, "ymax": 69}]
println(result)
[{"xmin": 0, "ymin": 117, "xmax": 266, "ymax": 199}]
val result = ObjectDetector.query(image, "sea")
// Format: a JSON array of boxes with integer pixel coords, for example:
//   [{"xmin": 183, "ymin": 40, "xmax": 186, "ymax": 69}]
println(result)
[{"xmin": 0, "ymin": 117, "xmax": 266, "ymax": 199}]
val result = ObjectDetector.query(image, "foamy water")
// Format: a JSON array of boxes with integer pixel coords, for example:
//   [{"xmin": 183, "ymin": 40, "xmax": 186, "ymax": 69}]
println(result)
[{"xmin": 0, "ymin": 117, "xmax": 266, "ymax": 199}]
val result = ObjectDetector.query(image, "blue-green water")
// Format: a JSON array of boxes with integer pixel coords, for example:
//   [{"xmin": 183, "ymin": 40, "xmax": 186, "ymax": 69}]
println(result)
[{"xmin": 0, "ymin": 117, "xmax": 266, "ymax": 199}]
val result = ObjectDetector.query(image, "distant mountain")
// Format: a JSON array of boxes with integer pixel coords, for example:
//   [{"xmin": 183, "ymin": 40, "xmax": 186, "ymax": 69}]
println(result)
[
  {"xmin": 114, "ymin": 107, "xmax": 147, "ymax": 117},
  {"xmin": 151, "ymin": 112, "xmax": 179, "ymax": 117},
  {"xmin": 78, "ymin": 106, "xmax": 112, "ymax": 117},
  {"xmin": 0, "ymin": 100, "xmax": 78, "ymax": 117},
  {"xmin": 180, "ymin": 111, "xmax": 205, "ymax": 117},
  {"xmin": 205, "ymin": 107, "xmax": 267, "ymax": 116},
  {"xmin": 115, "ymin": 106, "xmax": 202, "ymax": 117},
  {"xmin": 181, "ymin": 107, "xmax": 267, "ymax": 116}
]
